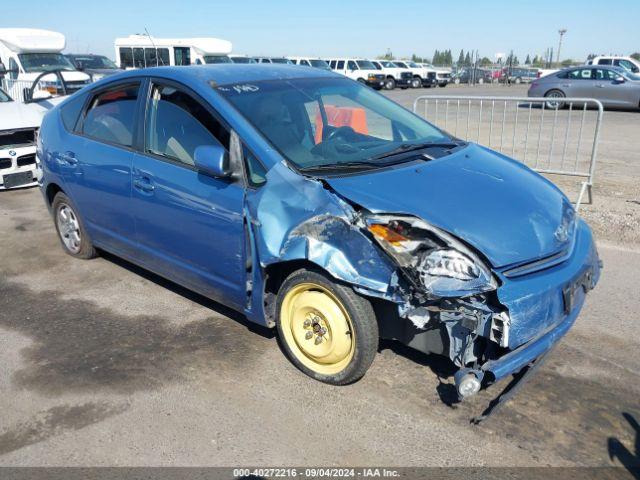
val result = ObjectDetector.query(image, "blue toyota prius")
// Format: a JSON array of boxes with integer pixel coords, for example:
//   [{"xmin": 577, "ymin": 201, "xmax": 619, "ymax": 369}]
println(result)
[{"xmin": 37, "ymin": 64, "xmax": 601, "ymax": 406}]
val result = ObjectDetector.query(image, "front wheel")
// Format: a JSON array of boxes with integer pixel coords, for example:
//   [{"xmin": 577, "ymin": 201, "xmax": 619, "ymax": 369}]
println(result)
[
  {"xmin": 276, "ymin": 269, "xmax": 379, "ymax": 385},
  {"xmin": 411, "ymin": 77, "xmax": 422, "ymax": 88},
  {"xmin": 384, "ymin": 77, "xmax": 396, "ymax": 90}
]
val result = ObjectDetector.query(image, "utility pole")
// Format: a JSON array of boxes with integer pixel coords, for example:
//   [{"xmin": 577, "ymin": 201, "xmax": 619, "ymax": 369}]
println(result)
[{"xmin": 557, "ymin": 29, "xmax": 567, "ymax": 66}]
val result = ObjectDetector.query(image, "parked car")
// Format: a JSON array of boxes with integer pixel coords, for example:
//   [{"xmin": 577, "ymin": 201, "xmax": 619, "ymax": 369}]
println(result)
[
  {"xmin": 287, "ymin": 57, "xmax": 331, "ymax": 70},
  {"xmin": 452, "ymin": 67, "xmax": 493, "ymax": 84},
  {"xmin": 586, "ymin": 56, "xmax": 640, "ymax": 74},
  {"xmin": 66, "ymin": 54, "xmax": 121, "ymax": 81},
  {"xmin": 38, "ymin": 64, "xmax": 601, "ymax": 402},
  {"xmin": 500, "ymin": 67, "xmax": 539, "ymax": 84},
  {"xmin": 528, "ymin": 65, "xmax": 640, "ymax": 109},
  {"xmin": 255, "ymin": 57, "xmax": 293, "ymax": 65},
  {"xmin": 369, "ymin": 60, "xmax": 412, "ymax": 90},
  {"xmin": 0, "ymin": 86, "xmax": 40, "ymax": 189},
  {"xmin": 418, "ymin": 63, "xmax": 451, "ymax": 87},
  {"xmin": 326, "ymin": 58, "xmax": 385, "ymax": 89},
  {"xmin": 229, "ymin": 55, "xmax": 256, "ymax": 64}
]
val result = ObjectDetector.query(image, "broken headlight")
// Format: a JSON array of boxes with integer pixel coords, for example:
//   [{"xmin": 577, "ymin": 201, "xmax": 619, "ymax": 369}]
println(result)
[{"xmin": 365, "ymin": 214, "xmax": 497, "ymax": 297}]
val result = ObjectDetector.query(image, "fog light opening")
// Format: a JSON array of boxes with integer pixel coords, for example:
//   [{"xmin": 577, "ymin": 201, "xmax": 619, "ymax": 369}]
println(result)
[{"xmin": 455, "ymin": 369, "xmax": 483, "ymax": 399}]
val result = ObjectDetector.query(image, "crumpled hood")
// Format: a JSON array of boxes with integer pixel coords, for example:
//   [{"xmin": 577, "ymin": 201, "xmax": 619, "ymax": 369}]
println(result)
[{"xmin": 325, "ymin": 144, "xmax": 573, "ymax": 268}]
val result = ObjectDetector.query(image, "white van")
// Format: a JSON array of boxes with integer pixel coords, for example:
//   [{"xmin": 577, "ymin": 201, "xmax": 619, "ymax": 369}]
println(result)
[
  {"xmin": 369, "ymin": 60, "xmax": 412, "ymax": 90},
  {"xmin": 0, "ymin": 28, "xmax": 91, "ymax": 102},
  {"xmin": 392, "ymin": 60, "xmax": 435, "ymax": 88},
  {"xmin": 287, "ymin": 57, "xmax": 331, "ymax": 70},
  {"xmin": 114, "ymin": 35, "xmax": 232, "ymax": 68},
  {"xmin": 586, "ymin": 56, "xmax": 640, "ymax": 74},
  {"xmin": 326, "ymin": 58, "xmax": 385, "ymax": 89}
]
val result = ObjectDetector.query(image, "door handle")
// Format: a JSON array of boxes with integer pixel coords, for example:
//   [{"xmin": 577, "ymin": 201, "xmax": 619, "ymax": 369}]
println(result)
[
  {"xmin": 59, "ymin": 151, "xmax": 78, "ymax": 165},
  {"xmin": 133, "ymin": 177, "xmax": 155, "ymax": 192}
]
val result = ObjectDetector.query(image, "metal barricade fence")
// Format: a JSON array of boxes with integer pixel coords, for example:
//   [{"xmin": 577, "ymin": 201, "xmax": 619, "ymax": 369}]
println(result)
[
  {"xmin": 413, "ymin": 96, "xmax": 604, "ymax": 210},
  {"xmin": 0, "ymin": 78, "xmax": 37, "ymax": 103}
]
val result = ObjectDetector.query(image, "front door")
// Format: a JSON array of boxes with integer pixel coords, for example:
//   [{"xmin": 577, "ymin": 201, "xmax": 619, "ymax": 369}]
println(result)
[{"xmin": 131, "ymin": 80, "xmax": 246, "ymax": 307}]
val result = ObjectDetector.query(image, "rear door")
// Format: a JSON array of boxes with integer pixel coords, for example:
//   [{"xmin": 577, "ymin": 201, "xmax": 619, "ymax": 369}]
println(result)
[
  {"xmin": 131, "ymin": 79, "xmax": 246, "ymax": 307},
  {"xmin": 69, "ymin": 81, "xmax": 141, "ymax": 256},
  {"xmin": 561, "ymin": 68, "xmax": 598, "ymax": 98},
  {"xmin": 594, "ymin": 68, "xmax": 637, "ymax": 107}
]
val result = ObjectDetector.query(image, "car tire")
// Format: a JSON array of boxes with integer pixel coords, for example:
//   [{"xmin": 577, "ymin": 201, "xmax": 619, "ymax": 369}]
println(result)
[
  {"xmin": 276, "ymin": 269, "xmax": 379, "ymax": 385},
  {"xmin": 454, "ymin": 78, "xmax": 461, "ymax": 84},
  {"xmin": 478, "ymin": 77, "xmax": 484, "ymax": 85},
  {"xmin": 52, "ymin": 192, "xmax": 97, "ymax": 259},
  {"xmin": 515, "ymin": 77, "xmax": 522, "ymax": 84},
  {"xmin": 544, "ymin": 89, "xmax": 566, "ymax": 110},
  {"xmin": 411, "ymin": 77, "xmax": 422, "ymax": 88},
  {"xmin": 384, "ymin": 77, "xmax": 396, "ymax": 90}
]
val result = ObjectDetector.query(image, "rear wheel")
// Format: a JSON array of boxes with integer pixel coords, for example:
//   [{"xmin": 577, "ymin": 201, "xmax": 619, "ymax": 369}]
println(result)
[
  {"xmin": 544, "ymin": 89, "xmax": 566, "ymax": 109},
  {"xmin": 276, "ymin": 269, "xmax": 378, "ymax": 385},
  {"xmin": 411, "ymin": 77, "xmax": 422, "ymax": 88},
  {"xmin": 384, "ymin": 77, "xmax": 396, "ymax": 90},
  {"xmin": 52, "ymin": 192, "xmax": 97, "ymax": 259},
  {"xmin": 514, "ymin": 76, "xmax": 522, "ymax": 84}
]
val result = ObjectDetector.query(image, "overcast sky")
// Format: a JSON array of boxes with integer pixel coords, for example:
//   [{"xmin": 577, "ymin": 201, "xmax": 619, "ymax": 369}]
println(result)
[{"xmin": 4, "ymin": 0, "xmax": 638, "ymax": 61}]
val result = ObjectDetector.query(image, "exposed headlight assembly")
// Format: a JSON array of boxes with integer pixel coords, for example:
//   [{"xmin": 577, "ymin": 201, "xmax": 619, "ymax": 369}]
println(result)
[{"xmin": 365, "ymin": 214, "xmax": 497, "ymax": 297}]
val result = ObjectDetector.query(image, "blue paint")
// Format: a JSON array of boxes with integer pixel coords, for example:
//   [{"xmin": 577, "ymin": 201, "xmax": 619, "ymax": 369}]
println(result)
[{"xmin": 39, "ymin": 65, "xmax": 601, "ymax": 394}]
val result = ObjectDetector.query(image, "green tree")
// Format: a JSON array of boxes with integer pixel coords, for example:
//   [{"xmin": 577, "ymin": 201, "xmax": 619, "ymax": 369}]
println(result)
[
  {"xmin": 458, "ymin": 49, "xmax": 465, "ymax": 65},
  {"xmin": 464, "ymin": 52, "xmax": 471, "ymax": 66},
  {"xmin": 524, "ymin": 54, "xmax": 531, "ymax": 65},
  {"xmin": 479, "ymin": 57, "xmax": 492, "ymax": 67},
  {"xmin": 631, "ymin": 52, "xmax": 640, "ymax": 61},
  {"xmin": 433, "ymin": 49, "xmax": 440, "ymax": 64},
  {"xmin": 561, "ymin": 58, "xmax": 575, "ymax": 66}
]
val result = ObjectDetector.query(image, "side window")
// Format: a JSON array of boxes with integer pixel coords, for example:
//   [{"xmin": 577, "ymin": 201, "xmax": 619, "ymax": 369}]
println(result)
[
  {"xmin": 144, "ymin": 48, "xmax": 158, "ymax": 68},
  {"xmin": 336, "ymin": 60, "xmax": 345, "ymax": 70},
  {"xmin": 599, "ymin": 58, "xmax": 613, "ymax": 65},
  {"xmin": 145, "ymin": 84, "xmax": 230, "ymax": 166},
  {"xmin": 133, "ymin": 48, "xmax": 144, "ymax": 68},
  {"xmin": 82, "ymin": 83, "xmax": 139, "ymax": 147},
  {"xmin": 300, "ymin": 60, "xmax": 310, "ymax": 67},
  {"xmin": 119, "ymin": 48, "xmax": 133, "ymax": 68},
  {"xmin": 157, "ymin": 48, "xmax": 169, "ymax": 66},
  {"xmin": 60, "ymin": 93, "xmax": 88, "ymax": 132},
  {"xmin": 174, "ymin": 47, "xmax": 191, "ymax": 66},
  {"xmin": 567, "ymin": 69, "xmax": 593, "ymax": 80},
  {"xmin": 243, "ymin": 146, "xmax": 267, "ymax": 187},
  {"xmin": 347, "ymin": 60, "xmax": 358, "ymax": 70},
  {"xmin": 617, "ymin": 59, "xmax": 639, "ymax": 73},
  {"xmin": 329, "ymin": 60, "xmax": 336, "ymax": 69},
  {"xmin": 9, "ymin": 57, "xmax": 19, "ymax": 80}
]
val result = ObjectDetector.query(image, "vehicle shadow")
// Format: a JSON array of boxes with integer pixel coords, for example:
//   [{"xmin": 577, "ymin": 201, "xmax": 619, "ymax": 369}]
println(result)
[
  {"xmin": 608, "ymin": 412, "xmax": 640, "ymax": 479},
  {"xmin": 378, "ymin": 339, "xmax": 459, "ymax": 406}
]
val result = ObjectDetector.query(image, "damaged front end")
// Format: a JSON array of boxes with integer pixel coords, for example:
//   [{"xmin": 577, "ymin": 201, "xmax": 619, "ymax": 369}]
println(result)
[{"xmin": 362, "ymin": 212, "xmax": 601, "ymax": 402}]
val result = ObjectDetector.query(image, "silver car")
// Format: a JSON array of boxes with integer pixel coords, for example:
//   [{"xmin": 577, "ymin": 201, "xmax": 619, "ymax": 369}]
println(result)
[{"xmin": 528, "ymin": 65, "xmax": 640, "ymax": 109}]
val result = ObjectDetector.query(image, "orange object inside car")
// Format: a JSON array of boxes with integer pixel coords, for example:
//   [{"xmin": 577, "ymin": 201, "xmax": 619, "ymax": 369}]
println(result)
[{"xmin": 315, "ymin": 105, "xmax": 368, "ymax": 144}]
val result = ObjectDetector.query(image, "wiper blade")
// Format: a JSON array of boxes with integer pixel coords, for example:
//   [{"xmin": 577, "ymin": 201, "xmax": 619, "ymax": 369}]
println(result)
[
  {"xmin": 372, "ymin": 141, "xmax": 464, "ymax": 160},
  {"xmin": 299, "ymin": 161, "xmax": 381, "ymax": 173}
]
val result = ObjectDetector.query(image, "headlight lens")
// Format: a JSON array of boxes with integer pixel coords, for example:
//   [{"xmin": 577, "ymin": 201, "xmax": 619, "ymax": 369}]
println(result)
[{"xmin": 366, "ymin": 215, "xmax": 496, "ymax": 297}]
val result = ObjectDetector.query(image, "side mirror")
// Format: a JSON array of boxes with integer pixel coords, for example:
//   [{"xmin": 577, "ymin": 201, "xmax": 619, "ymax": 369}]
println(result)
[
  {"xmin": 194, "ymin": 145, "xmax": 230, "ymax": 178},
  {"xmin": 613, "ymin": 76, "xmax": 625, "ymax": 84}
]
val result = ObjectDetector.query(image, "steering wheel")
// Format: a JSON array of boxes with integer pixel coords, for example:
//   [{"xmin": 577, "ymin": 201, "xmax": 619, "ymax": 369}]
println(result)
[{"xmin": 325, "ymin": 125, "xmax": 356, "ymax": 142}]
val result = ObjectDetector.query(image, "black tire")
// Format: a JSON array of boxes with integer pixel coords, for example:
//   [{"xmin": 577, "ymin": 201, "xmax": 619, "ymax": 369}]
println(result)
[
  {"xmin": 544, "ymin": 89, "xmax": 566, "ymax": 110},
  {"xmin": 514, "ymin": 77, "xmax": 522, "ymax": 84},
  {"xmin": 276, "ymin": 269, "xmax": 379, "ymax": 385},
  {"xmin": 52, "ymin": 192, "xmax": 97, "ymax": 259},
  {"xmin": 411, "ymin": 77, "xmax": 422, "ymax": 88},
  {"xmin": 384, "ymin": 77, "xmax": 396, "ymax": 90}
]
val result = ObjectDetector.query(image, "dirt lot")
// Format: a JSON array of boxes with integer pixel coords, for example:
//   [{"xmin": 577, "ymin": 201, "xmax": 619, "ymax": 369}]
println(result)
[{"xmin": 0, "ymin": 84, "xmax": 639, "ymax": 473}]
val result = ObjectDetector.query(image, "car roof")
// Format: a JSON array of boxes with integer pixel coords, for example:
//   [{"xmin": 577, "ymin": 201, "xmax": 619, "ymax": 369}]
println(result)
[{"xmin": 96, "ymin": 64, "xmax": 341, "ymax": 86}]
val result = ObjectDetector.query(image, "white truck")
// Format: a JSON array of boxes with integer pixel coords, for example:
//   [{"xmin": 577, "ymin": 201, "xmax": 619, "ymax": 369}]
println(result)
[
  {"xmin": 0, "ymin": 28, "xmax": 91, "ymax": 102},
  {"xmin": 326, "ymin": 58, "xmax": 385, "ymax": 89},
  {"xmin": 114, "ymin": 35, "xmax": 233, "ymax": 68},
  {"xmin": 369, "ymin": 60, "xmax": 412, "ymax": 90},
  {"xmin": 586, "ymin": 56, "xmax": 640, "ymax": 74},
  {"xmin": 391, "ymin": 60, "xmax": 436, "ymax": 88}
]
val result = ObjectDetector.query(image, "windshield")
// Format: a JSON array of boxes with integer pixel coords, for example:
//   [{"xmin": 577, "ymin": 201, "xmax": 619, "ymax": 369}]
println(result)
[
  {"xmin": 310, "ymin": 59, "xmax": 331, "ymax": 69},
  {"xmin": 0, "ymin": 88, "xmax": 11, "ymax": 102},
  {"xmin": 356, "ymin": 60, "xmax": 376, "ymax": 70},
  {"xmin": 393, "ymin": 62, "xmax": 407, "ymax": 68},
  {"xmin": 407, "ymin": 62, "xmax": 420, "ymax": 68},
  {"xmin": 380, "ymin": 61, "xmax": 396, "ymax": 68},
  {"xmin": 70, "ymin": 55, "xmax": 117, "ymax": 69},
  {"xmin": 203, "ymin": 55, "xmax": 232, "ymax": 64},
  {"xmin": 230, "ymin": 57, "xmax": 256, "ymax": 64},
  {"xmin": 270, "ymin": 58, "xmax": 292, "ymax": 64},
  {"xmin": 18, "ymin": 53, "xmax": 76, "ymax": 73},
  {"xmin": 216, "ymin": 77, "xmax": 453, "ymax": 171}
]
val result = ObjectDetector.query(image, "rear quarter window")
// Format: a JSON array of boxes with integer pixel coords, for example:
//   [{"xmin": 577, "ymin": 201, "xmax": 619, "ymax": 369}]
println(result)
[
  {"xmin": 59, "ymin": 93, "xmax": 88, "ymax": 132},
  {"xmin": 82, "ymin": 83, "xmax": 140, "ymax": 147}
]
